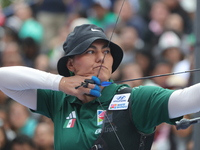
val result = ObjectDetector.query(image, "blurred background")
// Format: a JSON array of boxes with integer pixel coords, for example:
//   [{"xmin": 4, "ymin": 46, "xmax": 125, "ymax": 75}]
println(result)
[{"xmin": 0, "ymin": 0, "xmax": 198, "ymax": 149}]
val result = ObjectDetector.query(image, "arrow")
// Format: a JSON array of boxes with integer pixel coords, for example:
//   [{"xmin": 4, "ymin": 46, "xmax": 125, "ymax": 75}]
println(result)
[{"xmin": 101, "ymin": 68, "xmax": 200, "ymax": 86}]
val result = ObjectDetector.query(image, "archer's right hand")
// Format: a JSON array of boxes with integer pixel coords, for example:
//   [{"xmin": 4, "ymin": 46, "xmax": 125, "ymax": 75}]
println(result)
[{"xmin": 59, "ymin": 76, "xmax": 101, "ymax": 101}]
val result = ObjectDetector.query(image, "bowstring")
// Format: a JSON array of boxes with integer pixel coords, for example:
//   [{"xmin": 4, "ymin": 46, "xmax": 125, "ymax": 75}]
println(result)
[
  {"xmin": 97, "ymin": 99, "xmax": 125, "ymax": 150},
  {"xmin": 96, "ymin": 0, "xmax": 126, "ymax": 78},
  {"xmin": 96, "ymin": 0, "xmax": 126, "ymax": 150}
]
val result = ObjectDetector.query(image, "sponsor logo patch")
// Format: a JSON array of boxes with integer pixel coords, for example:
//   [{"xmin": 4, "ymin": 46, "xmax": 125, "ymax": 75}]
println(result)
[{"xmin": 109, "ymin": 93, "xmax": 130, "ymax": 110}]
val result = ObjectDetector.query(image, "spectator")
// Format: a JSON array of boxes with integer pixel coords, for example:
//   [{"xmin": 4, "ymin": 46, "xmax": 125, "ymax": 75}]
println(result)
[
  {"xmin": 10, "ymin": 134, "xmax": 36, "ymax": 150},
  {"xmin": 151, "ymin": 123, "xmax": 171, "ymax": 150},
  {"xmin": 135, "ymin": 48, "xmax": 154, "ymax": 77},
  {"xmin": 34, "ymin": 122, "xmax": 54, "ymax": 150},
  {"xmin": 34, "ymin": 54, "xmax": 50, "ymax": 72},
  {"xmin": 8, "ymin": 100, "xmax": 38, "ymax": 137},
  {"xmin": 0, "ymin": 106, "xmax": 16, "ymax": 141},
  {"xmin": 13, "ymin": 2, "xmax": 43, "ymax": 44},
  {"xmin": 157, "ymin": 31, "xmax": 191, "ymax": 81},
  {"xmin": 0, "ymin": 90, "xmax": 9, "ymax": 106},
  {"xmin": 168, "ymin": 114, "xmax": 193, "ymax": 150},
  {"xmin": 147, "ymin": 0, "xmax": 169, "ymax": 48},
  {"xmin": 121, "ymin": 62, "xmax": 144, "ymax": 87},
  {"xmin": 165, "ymin": 13, "xmax": 184, "ymax": 34},
  {"xmin": 0, "ymin": 5, "xmax": 6, "ymax": 26},
  {"xmin": 48, "ymin": 25, "xmax": 70, "ymax": 70},
  {"xmin": 118, "ymin": 26, "xmax": 142, "ymax": 64},
  {"xmin": 38, "ymin": 115, "xmax": 54, "ymax": 133},
  {"xmin": 88, "ymin": 0, "xmax": 117, "ymax": 30},
  {"xmin": 36, "ymin": 0, "xmax": 67, "ymax": 52},
  {"xmin": 161, "ymin": 0, "xmax": 193, "ymax": 34},
  {"xmin": 113, "ymin": 0, "xmax": 148, "ymax": 40},
  {"xmin": 164, "ymin": 13, "xmax": 192, "ymax": 55},
  {"xmin": 0, "ymin": 126, "xmax": 10, "ymax": 150},
  {"xmin": 150, "ymin": 59, "xmax": 173, "ymax": 88},
  {"xmin": 179, "ymin": 0, "xmax": 196, "ymax": 21},
  {"xmin": 20, "ymin": 37, "xmax": 40, "ymax": 68},
  {"xmin": 1, "ymin": 42, "xmax": 24, "ymax": 67},
  {"xmin": 0, "ymin": 26, "xmax": 19, "ymax": 47}
]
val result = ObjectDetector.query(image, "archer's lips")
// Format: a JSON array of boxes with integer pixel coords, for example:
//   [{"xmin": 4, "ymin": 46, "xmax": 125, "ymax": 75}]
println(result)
[{"xmin": 94, "ymin": 66, "xmax": 108, "ymax": 70}]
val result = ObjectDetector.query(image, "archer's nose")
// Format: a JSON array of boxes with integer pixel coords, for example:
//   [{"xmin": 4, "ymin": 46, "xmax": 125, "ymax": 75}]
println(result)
[{"xmin": 96, "ymin": 52, "xmax": 105, "ymax": 63}]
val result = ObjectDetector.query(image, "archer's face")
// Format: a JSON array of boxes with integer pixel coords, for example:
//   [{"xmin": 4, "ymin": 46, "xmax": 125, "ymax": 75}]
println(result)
[{"xmin": 67, "ymin": 40, "xmax": 113, "ymax": 82}]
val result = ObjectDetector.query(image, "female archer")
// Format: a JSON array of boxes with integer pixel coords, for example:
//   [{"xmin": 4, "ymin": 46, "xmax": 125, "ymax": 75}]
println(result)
[{"xmin": 0, "ymin": 24, "xmax": 199, "ymax": 150}]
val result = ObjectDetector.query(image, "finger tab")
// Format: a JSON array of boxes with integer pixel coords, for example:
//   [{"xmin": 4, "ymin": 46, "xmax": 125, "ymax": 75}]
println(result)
[
  {"xmin": 92, "ymin": 76, "xmax": 101, "ymax": 85},
  {"xmin": 93, "ymin": 85, "xmax": 101, "ymax": 91},
  {"xmin": 90, "ymin": 89, "xmax": 101, "ymax": 97}
]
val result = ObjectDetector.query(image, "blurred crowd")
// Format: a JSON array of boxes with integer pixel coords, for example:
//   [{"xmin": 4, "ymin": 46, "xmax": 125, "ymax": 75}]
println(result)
[{"xmin": 0, "ymin": 0, "xmax": 197, "ymax": 149}]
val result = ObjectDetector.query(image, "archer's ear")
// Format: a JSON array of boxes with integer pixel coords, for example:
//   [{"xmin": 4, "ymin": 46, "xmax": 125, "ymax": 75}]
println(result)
[{"xmin": 66, "ymin": 58, "xmax": 74, "ymax": 72}]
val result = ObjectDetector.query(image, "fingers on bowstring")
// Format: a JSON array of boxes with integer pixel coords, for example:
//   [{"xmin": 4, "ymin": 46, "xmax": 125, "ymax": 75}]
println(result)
[
  {"xmin": 89, "ymin": 76, "xmax": 101, "ymax": 97},
  {"xmin": 76, "ymin": 76, "xmax": 102, "ymax": 97},
  {"xmin": 90, "ymin": 88, "xmax": 101, "ymax": 97},
  {"xmin": 91, "ymin": 76, "xmax": 101, "ymax": 85}
]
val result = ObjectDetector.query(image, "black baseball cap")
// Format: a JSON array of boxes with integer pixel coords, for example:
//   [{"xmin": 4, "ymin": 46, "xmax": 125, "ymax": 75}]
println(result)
[{"xmin": 57, "ymin": 24, "xmax": 123, "ymax": 77}]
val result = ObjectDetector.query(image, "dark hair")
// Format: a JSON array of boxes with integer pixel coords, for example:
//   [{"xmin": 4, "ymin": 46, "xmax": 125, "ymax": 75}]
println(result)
[
  {"xmin": 152, "ymin": 58, "xmax": 173, "ymax": 70},
  {"xmin": 11, "ymin": 134, "xmax": 36, "ymax": 149},
  {"xmin": 0, "ymin": 126, "xmax": 10, "ymax": 150}
]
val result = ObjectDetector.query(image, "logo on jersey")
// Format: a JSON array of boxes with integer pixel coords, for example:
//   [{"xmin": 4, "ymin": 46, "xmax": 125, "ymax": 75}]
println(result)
[
  {"xmin": 95, "ymin": 128, "xmax": 102, "ymax": 134},
  {"xmin": 91, "ymin": 28, "xmax": 102, "ymax": 32},
  {"xmin": 97, "ymin": 110, "xmax": 106, "ymax": 125},
  {"xmin": 108, "ymin": 93, "xmax": 130, "ymax": 110},
  {"xmin": 63, "ymin": 111, "xmax": 76, "ymax": 128},
  {"xmin": 110, "ymin": 104, "xmax": 117, "ymax": 109}
]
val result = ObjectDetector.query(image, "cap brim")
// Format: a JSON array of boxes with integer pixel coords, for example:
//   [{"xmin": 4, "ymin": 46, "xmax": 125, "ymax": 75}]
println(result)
[{"xmin": 57, "ymin": 37, "xmax": 123, "ymax": 77}]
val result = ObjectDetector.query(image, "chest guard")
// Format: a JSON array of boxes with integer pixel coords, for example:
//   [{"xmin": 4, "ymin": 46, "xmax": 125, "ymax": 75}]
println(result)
[{"xmin": 91, "ymin": 88, "xmax": 155, "ymax": 150}]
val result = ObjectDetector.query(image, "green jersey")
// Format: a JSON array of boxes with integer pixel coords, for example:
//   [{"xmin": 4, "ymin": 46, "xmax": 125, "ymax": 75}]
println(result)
[{"xmin": 34, "ymin": 83, "xmax": 180, "ymax": 150}]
